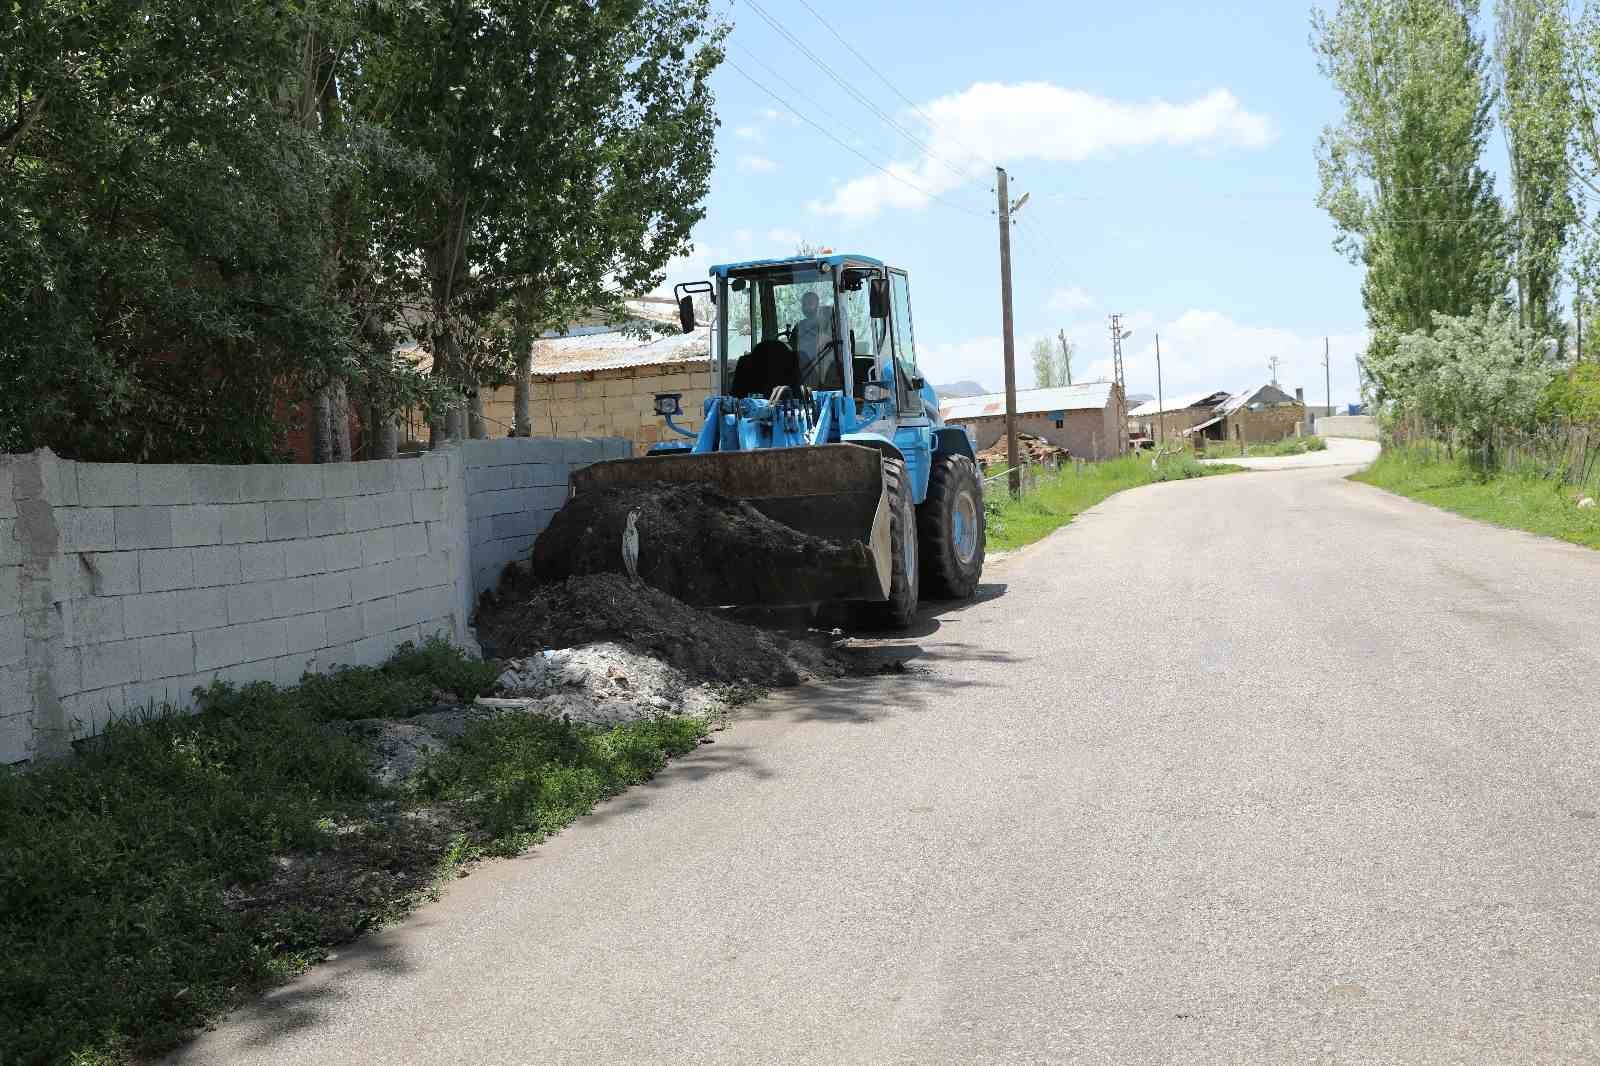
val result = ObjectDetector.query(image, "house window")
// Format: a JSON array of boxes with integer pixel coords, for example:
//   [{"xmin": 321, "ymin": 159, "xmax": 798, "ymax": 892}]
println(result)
[{"xmin": 1054, "ymin": 418, "xmax": 1064, "ymax": 429}]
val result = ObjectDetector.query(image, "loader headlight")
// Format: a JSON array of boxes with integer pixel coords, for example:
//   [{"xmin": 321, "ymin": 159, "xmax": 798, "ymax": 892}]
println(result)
[
  {"xmin": 653, "ymin": 392, "xmax": 683, "ymax": 417},
  {"xmin": 860, "ymin": 383, "xmax": 890, "ymax": 403}
]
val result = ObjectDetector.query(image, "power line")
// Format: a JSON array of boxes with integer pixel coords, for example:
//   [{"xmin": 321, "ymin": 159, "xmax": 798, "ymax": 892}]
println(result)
[
  {"xmin": 724, "ymin": 58, "xmax": 988, "ymax": 219},
  {"xmin": 787, "ymin": 0, "xmax": 991, "ymax": 177},
  {"xmin": 736, "ymin": 0, "xmax": 985, "ymax": 186}
]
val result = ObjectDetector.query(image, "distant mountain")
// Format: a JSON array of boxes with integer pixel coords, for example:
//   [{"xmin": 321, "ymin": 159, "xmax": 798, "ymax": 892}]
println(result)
[
  {"xmin": 935, "ymin": 380, "xmax": 988, "ymax": 398},
  {"xmin": 1126, "ymin": 392, "xmax": 1155, "ymax": 406}
]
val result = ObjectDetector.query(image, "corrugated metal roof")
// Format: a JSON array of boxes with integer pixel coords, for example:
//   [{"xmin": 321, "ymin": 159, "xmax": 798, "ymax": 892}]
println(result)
[
  {"xmin": 940, "ymin": 381, "xmax": 1115, "ymax": 421},
  {"xmin": 1219, "ymin": 383, "xmax": 1300, "ymax": 415},
  {"xmin": 1126, "ymin": 390, "xmax": 1231, "ymax": 419},
  {"xmin": 531, "ymin": 325, "xmax": 710, "ymax": 377}
]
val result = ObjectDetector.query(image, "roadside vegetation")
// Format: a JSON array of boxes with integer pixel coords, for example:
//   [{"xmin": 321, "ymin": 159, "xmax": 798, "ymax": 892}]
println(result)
[
  {"xmin": 0, "ymin": 640, "xmax": 707, "ymax": 1066},
  {"xmin": 984, "ymin": 453, "xmax": 1242, "ymax": 552},
  {"xmin": 1354, "ymin": 440, "xmax": 1600, "ymax": 549}
]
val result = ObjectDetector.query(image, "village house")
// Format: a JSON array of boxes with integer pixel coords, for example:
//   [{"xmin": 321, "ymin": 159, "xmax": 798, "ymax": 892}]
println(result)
[
  {"xmin": 941, "ymin": 382, "xmax": 1126, "ymax": 460},
  {"xmin": 1207, "ymin": 384, "xmax": 1308, "ymax": 444},
  {"xmin": 1127, "ymin": 390, "xmax": 1232, "ymax": 444}
]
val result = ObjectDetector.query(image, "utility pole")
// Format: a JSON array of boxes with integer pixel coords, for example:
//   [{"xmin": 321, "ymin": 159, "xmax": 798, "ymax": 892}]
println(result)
[
  {"xmin": 1058, "ymin": 329, "xmax": 1073, "ymax": 386},
  {"xmin": 1109, "ymin": 314, "xmax": 1130, "ymax": 455},
  {"xmin": 1154, "ymin": 332, "xmax": 1165, "ymax": 449},
  {"xmin": 997, "ymin": 167, "xmax": 1020, "ymax": 497},
  {"xmin": 1322, "ymin": 337, "xmax": 1331, "ymax": 423},
  {"xmin": 1268, "ymin": 355, "xmax": 1281, "ymax": 386}
]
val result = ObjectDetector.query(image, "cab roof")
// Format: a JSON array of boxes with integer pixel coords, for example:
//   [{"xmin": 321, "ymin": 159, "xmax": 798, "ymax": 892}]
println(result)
[{"xmin": 711, "ymin": 253, "xmax": 886, "ymax": 278}]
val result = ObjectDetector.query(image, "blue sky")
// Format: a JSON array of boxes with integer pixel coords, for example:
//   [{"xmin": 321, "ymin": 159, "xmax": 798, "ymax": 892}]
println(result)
[{"xmin": 662, "ymin": 0, "xmax": 1376, "ymax": 406}]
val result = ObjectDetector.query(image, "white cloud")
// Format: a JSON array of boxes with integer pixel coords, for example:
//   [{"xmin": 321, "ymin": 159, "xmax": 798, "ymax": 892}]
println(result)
[
  {"xmin": 766, "ymin": 228, "xmax": 805, "ymax": 248},
  {"xmin": 923, "ymin": 312, "xmax": 1368, "ymax": 407},
  {"xmin": 733, "ymin": 228, "xmax": 754, "ymax": 247},
  {"xmin": 734, "ymin": 125, "xmax": 759, "ymax": 140},
  {"xmin": 1048, "ymin": 286, "xmax": 1093, "ymax": 313},
  {"xmin": 739, "ymin": 155, "xmax": 777, "ymax": 173},
  {"xmin": 811, "ymin": 83, "xmax": 1273, "ymax": 220}
]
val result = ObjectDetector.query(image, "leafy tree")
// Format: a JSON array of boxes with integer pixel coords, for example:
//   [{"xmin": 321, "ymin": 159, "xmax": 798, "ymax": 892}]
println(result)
[
  {"xmin": 1494, "ymin": 0, "xmax": 1575, "ymax": 341},
  {"xmin": 1314, "ymin": 0, "xmax": 1509, "ymax": 361},
  {"xmin": 1371, "ymin": 303, "xmax": 1554, "ymax": 455},
  {"xmin": 1030, "ymin": 336, "xmax": 1072, "ymax": 388}
]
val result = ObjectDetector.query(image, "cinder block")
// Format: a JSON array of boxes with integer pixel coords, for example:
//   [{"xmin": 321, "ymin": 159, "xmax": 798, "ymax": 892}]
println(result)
[
  {"xmin": 41, "ymin": 453, "xmax": 79, "ymax": 506},
  {"xmin": 61, "ymin": 507, "xmax": 116, "ymax": 552},
  {"xmin": 0, "ymin": 613, "xmax": 23, "ymax": 668},
  {"xmin": 82, "ymin": 552, "xmax": 141, "ymax": 596},
  {"xmin": 468, "ymin": 465, "xmax": 514, "ymax": 495},
  {"xmin": 237, "ymin": 466, "xmax": 291, "ymax": 503},
  {"xmin": 238, "ymin": 542, "xmax": 287, "ymax": 583},
  {"xmin": 216, "ymin": 657, "xmax": 278, "ymax": 689},
  {"xmin": 344, "ymin": 497, "xmax": 384, "ymax": 533},
  {"xmin": 322, "ymin": 533, "xmax": 363, "ymax": 572},
  {"xmin": 357, "ymin": 461, "xmax": 397, "ymax": 496},
  {"xmin": 265, "ymin": 501, "xmax": 309, "ymax": 541},
  {"xmin": 421, "ymin": 453, "xmax": 451, "ymax": 489},
  {"xmin": 282, "ymin": 466, "xmax": 323, "ymax": 501},
  {"xmin": 351, "ymin": 633, "xmax": 396, "ymax": 668},
  {"xmin": 397, "ymin": 460, "xmax": 425, "ymax": 491},
  {"xmin": 122, "ymin": 591, "xmax": 179, "ymax": 639},
  {"xmin": 306, "ymin": 499, "xmax": 346, "ymax": 538},
  {"xmin": 80, "ymin": 639, "xmax": 141, "ymax": 690},
  {"xmin": 273, "ymin": 652, "xmax": 318, "ymax": 688},
  {"xmin": 525, "ymin": 463, "xmax": 565, "ymax": 487},
  {"xmin": 195, "ymin": 626, "xmax": 245, "ymax": 671},
  {"xmin": 115, "ymin": 507, "xmax": 173, "ymax": 550},
  {"xmin": 376, "ymin": 491, "xmax": 413, "ymax": 528},
  {"xmin": 491, "ymin": 510, "xmax": 540, "ymax": 542},
  {"xmin": 123, "ymin": 675, "xmax": 207, "ymax": 715},
  {"xmin": 137, "ymin": 464, "xmax": 192, "ymax": 505},
  {"xmin": 271, "ymin": 575, "xmax": 318, "ymax": 617},
  {"xmin": 386, "ymin": 555, "xmax": 421, "ymax": 594},
  {"xmin": 139, "ymin": 548, "xmax": 195, "ymax": 592},
  {"xmin": 189, "ymin": 465, "xmax": 244, "ymax": 504},
  {"xmin": 412, "ymin": 489, "xmax": 447, "ymax": 524},
  {"xmin": 283, "ymin": 538, "xmax": 327, "ymax": 579},
  {"xmin": 325, "ymin": 605, "xmax": 363, "ymax": 646},
  {"xmin": 314, "ymin": 573, "xmax": 352, "ymax": 611},
  {"xmin": 61, "ymin": 689, "xmax": 115, "ymax": 739},
  {"xmin": 226, "ymin": 583, "xmax": 277, "ymax": 625},
  {"xmin": 361, "ymin": 595, "xmax": 398, "ymax": 637},
  {"xmin": 139, "ymin": 633, "xmax": 195, "ymax": 681},
  {"xmin": 283, "ymin": 612, "xmax": 327, "ymax": 655},
  {"xmin": 0, "ymin": 462, "xmax": 15, "ymax": 520},
  {"xmin": 235, "ymin": 619, "xmax": 288, "ymax": 662},
  {"xmin": 393, "ymin": 524, "xmax": 429, "ymax": 559},
  {"xmin": 171, "ymin": 505, "xmax": 225, "ymax": 548},
  {"xmin": 361, "ymin": 527, "xmax": 396, "ymax": 567},
  {"xmin": 192, "ymin": 545, "xmax": 242, "ymax": 588},
  {"xmin": 318, "ymin": 462, "xmax": 356, "ymax": 498},
  {"xmin": 218, "ymin": 503, "xmax": 266, "ymax": 544},
  {"xmin": 0, "ymin": 520, "xmax": 17, "ymax": 567},
  {"xmin": 349, "ymin": 561, "xmax": 391, "ymax": 604},
  {"xmin": 177, "ymin": 588, "xmax": 228, "ymax": 632}
]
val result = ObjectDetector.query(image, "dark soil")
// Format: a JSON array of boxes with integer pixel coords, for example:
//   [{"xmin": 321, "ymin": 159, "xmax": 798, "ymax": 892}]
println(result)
[
  {"xmin": 530, "ymin": 482, "xmax": 877, "ymax": 607},
  {"xmin": 476, "ymin": 571, "xmax": 849, "ymax": 686}
]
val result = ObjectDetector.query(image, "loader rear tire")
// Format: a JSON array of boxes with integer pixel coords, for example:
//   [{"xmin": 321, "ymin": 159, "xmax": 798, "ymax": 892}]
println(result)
[
  {"xmin": 919, "ymin": 454, "xmax": 985, "ymax": 599},
  {"xmin": 855, "ymin": 456, "xmax": 919, "ymax": 630}
]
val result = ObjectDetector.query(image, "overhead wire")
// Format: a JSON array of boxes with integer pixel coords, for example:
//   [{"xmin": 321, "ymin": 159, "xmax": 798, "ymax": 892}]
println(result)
[
  {"xmin": 724, "ymin": 57, "xmax": 989, "ymax": 220},
  {"xmin": 736, "ymin": 0, "xmax": 986, "ymax": 186}
]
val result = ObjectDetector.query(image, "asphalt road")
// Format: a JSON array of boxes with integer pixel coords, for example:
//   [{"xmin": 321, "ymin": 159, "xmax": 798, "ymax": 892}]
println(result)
[{"xmin": 175, "ymin": 443, "xmax": 1600, "ymax": 1064}]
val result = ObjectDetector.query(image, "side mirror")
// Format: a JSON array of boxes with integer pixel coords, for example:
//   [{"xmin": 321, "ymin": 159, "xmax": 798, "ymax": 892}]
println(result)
[
  {"xmin": 678, "ymin": 296, "xmax": 696, "ymax": 334},
  {"xmin": 869, "ymin": 277, "xmax": 890, "ymax": 319}
]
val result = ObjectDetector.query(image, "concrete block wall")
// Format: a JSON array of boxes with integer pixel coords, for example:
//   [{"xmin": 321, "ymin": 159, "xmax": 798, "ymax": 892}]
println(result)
[
  {"xmin": 481, "ymin": 360, "xmax": 714, "ymax": 454},
  {"xmin": 461, "ymin": 436, "xmax": 630, "ymax": 600},
  {"xmin": 0, "ymin": 449, "xmax": 471, "ymax": 763}
]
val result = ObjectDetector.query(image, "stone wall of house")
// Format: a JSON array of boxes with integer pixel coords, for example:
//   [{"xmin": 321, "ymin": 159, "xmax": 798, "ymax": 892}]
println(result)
[
  {"xmin": 482, "ymin": 359, "xmax": 715, "ymax": 453},
  {"xmin": 954, "ymin": 406, "xmax": 1122, "ymax": 460},
  {"xmin": 1224, "ymin": 405, "xmax": 1306, "ymax": 443},
  {"xmin": 0, "ymin": 437, "xmax": 624, "ymax": 764}
]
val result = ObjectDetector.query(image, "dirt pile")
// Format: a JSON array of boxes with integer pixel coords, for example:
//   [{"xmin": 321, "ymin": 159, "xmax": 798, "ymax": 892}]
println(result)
[
  {"xmin": 487, "ymin": 642, "xmax": 730, "ymax": 727},
  {"xmin": 530, "ymin": 482, "xmax": 877, "ymax": 607},
  {"xmin": 477, "ymin": 571, "xmax": 846, "ymax": 686}
]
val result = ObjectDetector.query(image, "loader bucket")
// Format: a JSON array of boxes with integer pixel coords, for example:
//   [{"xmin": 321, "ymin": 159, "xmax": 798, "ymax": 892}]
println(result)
[{"xmin": 568, "ymin": 443, "xmax": 893, "ymax": 605}]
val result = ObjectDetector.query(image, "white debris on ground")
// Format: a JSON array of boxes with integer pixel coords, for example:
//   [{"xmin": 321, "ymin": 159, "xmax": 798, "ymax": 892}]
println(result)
[
  {"xmin": 485, "ymin": 641, "xmax": 730, "ymax": 726},
  {"xmin": 341, "ymin": 641, "xmax": 738, "ymax": 786}
]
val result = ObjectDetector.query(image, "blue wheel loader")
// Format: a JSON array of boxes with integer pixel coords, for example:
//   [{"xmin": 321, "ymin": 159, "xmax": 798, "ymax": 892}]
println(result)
[{"xmin": 567, "ymin": 253, "xmax": 986, "ymax": 628}]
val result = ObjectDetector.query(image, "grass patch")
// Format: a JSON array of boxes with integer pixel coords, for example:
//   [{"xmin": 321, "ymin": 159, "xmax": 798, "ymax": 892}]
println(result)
[
  {"xmin": 0, "ymin": 636, "xmax": 704, "ymax": 1065},
  {"xmin": 413, "ymin": 714, "xmax": 708, "ymax": 855},
  {"xmin": 985, "ymin": 452, "xmax": 1243, "ymax": 552},
  {"xmin": 1199, "ymin": 435, "xmax": 1328, "ymax": 458},
  {"xmin": 1353, "ymin": 444, "xmax": 1600, "ymax": 549}
]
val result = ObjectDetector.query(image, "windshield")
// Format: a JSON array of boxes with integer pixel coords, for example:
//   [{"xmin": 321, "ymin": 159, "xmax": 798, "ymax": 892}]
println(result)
[{"xmin": 719, "ymin": 265, "xmax": 843, "ymax": 397}]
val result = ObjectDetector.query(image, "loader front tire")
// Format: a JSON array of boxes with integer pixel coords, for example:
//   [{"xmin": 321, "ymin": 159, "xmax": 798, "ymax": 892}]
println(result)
[
  {"xmin": 856, "ymin": 456, "xmax": 919, "ymax": 630},
  {"xmin": 919, "ymin": 454, "xmax": 985, "ymax": 599}
]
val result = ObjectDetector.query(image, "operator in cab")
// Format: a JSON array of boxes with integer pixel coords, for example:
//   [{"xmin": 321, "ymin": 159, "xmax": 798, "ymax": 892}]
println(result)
[{"xmin": 794, "ymin": 290, "xmax": 844, "ymax": 391}]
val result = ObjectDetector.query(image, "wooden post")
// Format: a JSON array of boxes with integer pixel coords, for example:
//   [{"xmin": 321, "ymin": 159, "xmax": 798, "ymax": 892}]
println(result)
[{"xmin": 997, "ymin": 167, "xmax": 1020, "ymax": 497}]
